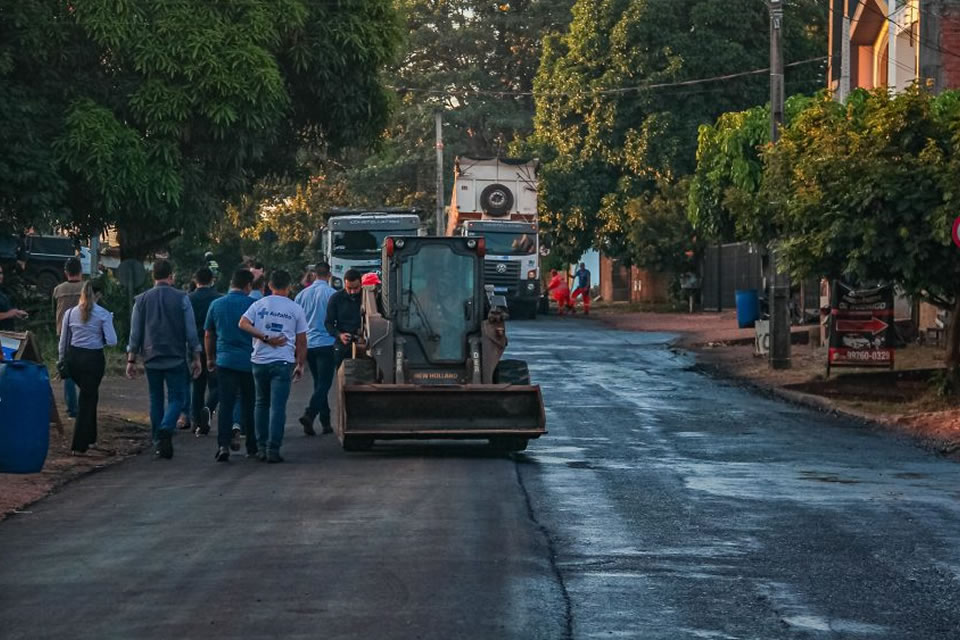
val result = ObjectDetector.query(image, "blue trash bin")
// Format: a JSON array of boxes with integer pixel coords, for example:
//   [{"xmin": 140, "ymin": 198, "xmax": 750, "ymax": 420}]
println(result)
[
  {"xmin": 0, "ymin": 360, "xmax": 51, "ymax": 474},
  {"xmin": 735, "ymin": 289, "xmax": 760, "ymax": 329}
]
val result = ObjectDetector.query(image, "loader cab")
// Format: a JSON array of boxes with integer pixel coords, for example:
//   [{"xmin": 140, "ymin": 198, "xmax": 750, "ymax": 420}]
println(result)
[{"xmin": 381, "ymin": 236, "xmax": 485, "ymax": 373}]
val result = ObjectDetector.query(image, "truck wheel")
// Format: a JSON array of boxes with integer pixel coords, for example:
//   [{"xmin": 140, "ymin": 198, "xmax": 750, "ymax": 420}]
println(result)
[
  {"xmin": 343, "ymin": 436, "xmax": 374, "ymax": 452},
  {"xmin": 35, "ymin": 270, "xmax": 61, "ymax": 296},
  {"xmin": 480, "ymin": 184, "xmax": 514, "ymax": 216},
  {"xmin": 494, "ymin": 359, "xmax": 531, "ymax": 385},
  {"xmin": 489, "ymin": 436, "xmax": 529, "ymax": 453},
  {"xmin": 342, "ymin": 358, "xmax": 376, "ymax": 385}
]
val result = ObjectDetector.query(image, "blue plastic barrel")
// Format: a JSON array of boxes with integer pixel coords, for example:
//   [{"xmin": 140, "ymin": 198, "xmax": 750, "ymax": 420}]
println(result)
[
  {"xmin": 735, "ymin": 289, "xmax": 759, "ymax": 328},
  {"xmin": 0, "ymin": 360, "xmax": 51, "ymax": 474}
]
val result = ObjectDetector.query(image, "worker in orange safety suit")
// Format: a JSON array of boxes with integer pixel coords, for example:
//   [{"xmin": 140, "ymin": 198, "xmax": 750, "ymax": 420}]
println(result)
[{"xmin": 546, "ymin": 269, "xmax": 572, "ymax": 315}]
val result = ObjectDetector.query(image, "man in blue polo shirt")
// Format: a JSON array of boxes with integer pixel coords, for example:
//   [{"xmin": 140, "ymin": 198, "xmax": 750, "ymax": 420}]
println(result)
[
  {"xmin": 204, "ymin": 269, "xmax": 259, "ymax": 462},
  {"xmin": 294, "ymin": 262, "xmax": 337, "ymax": 435}
]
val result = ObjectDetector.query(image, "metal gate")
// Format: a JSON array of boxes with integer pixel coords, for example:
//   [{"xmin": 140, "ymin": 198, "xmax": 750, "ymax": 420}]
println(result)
[{"xmin": 701, "ymin": 242, "xmax": 764, "ymax": 311}]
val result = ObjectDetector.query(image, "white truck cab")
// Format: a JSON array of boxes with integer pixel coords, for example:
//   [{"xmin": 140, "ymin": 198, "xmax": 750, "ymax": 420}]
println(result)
[{"xmin": 322, "ymin": 210, "xmax": 422, "ymax": 288}]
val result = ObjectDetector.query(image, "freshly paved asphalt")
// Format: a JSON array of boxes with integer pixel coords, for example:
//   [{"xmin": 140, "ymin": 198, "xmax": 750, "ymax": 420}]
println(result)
[{"xmin": 3, "ymin": 319, "xmax": 960, "ymax": 639}]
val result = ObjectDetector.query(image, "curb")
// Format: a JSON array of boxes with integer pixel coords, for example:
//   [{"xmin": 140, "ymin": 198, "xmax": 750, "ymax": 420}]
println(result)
[{"xmin": 688, "ymin": 355, "xmax": 960, "ymax": 457}]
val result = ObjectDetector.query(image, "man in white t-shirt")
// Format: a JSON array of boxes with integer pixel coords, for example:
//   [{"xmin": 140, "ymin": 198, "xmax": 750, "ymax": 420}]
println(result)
[{"xmin": 239, "ymin": 269, "xmax": 307, "ymax": 463}]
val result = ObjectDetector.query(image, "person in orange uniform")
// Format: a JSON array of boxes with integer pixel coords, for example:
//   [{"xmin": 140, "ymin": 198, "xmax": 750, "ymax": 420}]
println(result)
[{"xmin": 546, "ymin": 269, "xmax": 571, "ymax": 315}]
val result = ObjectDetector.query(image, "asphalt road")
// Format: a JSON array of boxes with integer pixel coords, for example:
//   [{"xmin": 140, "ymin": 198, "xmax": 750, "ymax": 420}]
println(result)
[{"xmin": 3, "ymin": 319, "xmax": 960, "ymax": 639}]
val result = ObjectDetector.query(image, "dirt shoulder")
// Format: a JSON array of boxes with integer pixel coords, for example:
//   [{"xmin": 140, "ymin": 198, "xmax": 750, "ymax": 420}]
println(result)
[
  {"xmin": 594, "ymin": 307, "xmax": 959, "ymax": 455},
  {"xmin": 1, "ymin": 376, "xmax": 151, "ymax": 521}
]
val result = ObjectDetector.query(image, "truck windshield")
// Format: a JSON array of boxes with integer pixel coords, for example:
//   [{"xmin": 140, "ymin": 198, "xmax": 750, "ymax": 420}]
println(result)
[
  {"xmin": 332, "ymin": 230, "xmax": 404, "ymax": 256},
  {"xmin": 472, "ymin": 231, "xmax": 536, "ymax": 256},
  {"xmin": 397, "ymin": 245, "xmax": 476, "ymax": 362}
]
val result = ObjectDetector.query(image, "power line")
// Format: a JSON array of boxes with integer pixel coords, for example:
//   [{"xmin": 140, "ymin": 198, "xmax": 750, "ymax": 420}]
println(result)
[{"xmin": 388, "ymin": 57, "xmax": 827, "ymax": 100}]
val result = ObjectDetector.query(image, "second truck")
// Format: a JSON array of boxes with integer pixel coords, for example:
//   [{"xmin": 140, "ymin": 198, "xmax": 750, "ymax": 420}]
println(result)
[{"xmin": 321, "ymin": 209, "xmax": 422, "ymax": 288}]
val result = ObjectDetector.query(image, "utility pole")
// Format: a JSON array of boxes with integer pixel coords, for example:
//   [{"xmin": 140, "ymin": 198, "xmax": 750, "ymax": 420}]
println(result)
[
  {"xmin": 90, "ymin": 229, "xmax": 100, "ymax": 276},
  {"xmin": 839, "ymin": 1, "xmax": 851, "ymax": 102},
  {"xmin": 769, "ymin": 0, "xmax": 791, "ymax": 369},
  {"xmin": 435, "ymin": 110, "xmax": 445, "ymax": 236}
]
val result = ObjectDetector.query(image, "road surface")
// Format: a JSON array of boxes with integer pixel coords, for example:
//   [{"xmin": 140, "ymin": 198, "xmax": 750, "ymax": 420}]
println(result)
[{"xmin": 2, "ymin": 319, "xmax": 960, "ymax": 639}]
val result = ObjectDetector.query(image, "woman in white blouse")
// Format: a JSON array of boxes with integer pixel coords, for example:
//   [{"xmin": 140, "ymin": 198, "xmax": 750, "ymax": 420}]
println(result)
[{"xmin": 59, "ymin": 280, "xmax": 118, "ymax": 454}]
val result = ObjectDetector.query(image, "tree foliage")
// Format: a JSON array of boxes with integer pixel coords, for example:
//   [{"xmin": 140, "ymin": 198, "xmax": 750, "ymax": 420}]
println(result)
[
  {"xmin": 335, "ymin": 0, "xmax": 576, "ymax": 222},
  {"xmin": 698, "ymin": 86, "xmax": 960, "ymax": 365},
  {"xmin": 688, "ymin": 94, "xmax": 815, "ymax": 242},
  {"xmin": 760, "ymin": 88, "xmax": 960, "ymax": 301},
  {"xmin": 529, "ymin": 0, "xmax": 827, "ymax": 261},
  {"xmin": 0, "ymin": 0, "xmax": 401, "ymax": 256}
]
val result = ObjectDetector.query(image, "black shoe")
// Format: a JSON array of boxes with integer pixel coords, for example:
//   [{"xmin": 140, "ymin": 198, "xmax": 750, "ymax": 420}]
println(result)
[
  {"xmin": 256, "ymin": 450, "xmax": 267, "ymax": 462},
  {"xmin": 197, "ymin": 407, "xmax": 211, "ymax": 435},
  {"xmin": 320, "ymin": 421, "xmax": 333, "ymax": 435},
  {"xmin": 267, "ymin": 452, "xmax": 284, "ymax": 464},
  {"xmin": 299, "ymin": 414, "xmax": 316, "ymax": 436},
  {"xmin": 245, "ymin": 450, "xmax": 259, "ymax": 459},
  {"xmin": 215, "ymin": 446, "xmax": 230, "ymax": 462},
  {"xmin": 177, "ymin": 419, "xmax": 191, "ymax": 430},
  {"xmin": 230, "ymin": 426, "xmax": 242, "ymax": 451},
  {"xmin": 158, "ymin": 432, "xmax": 174, "ymax": 459}
]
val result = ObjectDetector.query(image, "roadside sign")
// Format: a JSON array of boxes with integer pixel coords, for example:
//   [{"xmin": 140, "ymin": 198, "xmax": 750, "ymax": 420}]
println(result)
[
  {"xmin": 827, "ymin": 281, "xmax": 895, "ymax": 375},
  {"xmin": 953, "ymin": 216, "xmax": 960, "ymax": 248}
]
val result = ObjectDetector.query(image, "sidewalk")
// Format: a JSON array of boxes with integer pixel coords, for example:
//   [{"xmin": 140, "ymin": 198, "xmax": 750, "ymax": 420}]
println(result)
[{"xmin": 594, "ymin": 308, "xmax": 960, "ymax": 456}]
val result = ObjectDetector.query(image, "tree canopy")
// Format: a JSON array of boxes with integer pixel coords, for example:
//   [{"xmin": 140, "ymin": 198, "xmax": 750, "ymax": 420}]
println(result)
[
  {"xmin": 528, "ymin": 0, "xmax": 827, "ymax": 262},
  {"xmin": 0, "ymin": 0, "xmax": 402, "ymax": 257}
]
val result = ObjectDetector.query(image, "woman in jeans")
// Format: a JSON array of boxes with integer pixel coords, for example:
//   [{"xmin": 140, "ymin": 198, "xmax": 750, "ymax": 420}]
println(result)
[{"xmin": 59, "ymin": 280, "xmax": 118, "ymax": 454}]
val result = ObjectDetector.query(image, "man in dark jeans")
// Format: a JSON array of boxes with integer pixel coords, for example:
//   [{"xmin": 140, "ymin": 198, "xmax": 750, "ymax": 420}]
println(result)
[
  {"xmin": 294, "ymin": 262, "xmax": 337, "ymax": 435},
  {"xmin": 204, "ymin": 269, "xmax": 257, "ymax": 462},
  {"xmin": 189, "ymin": 266, "xmax": 221, "ymax": 435},
  {"xmin": 324, "ymin": 269, "xmax": 363, "ymax": 371},
  {"xmin": 126, "ymin": 259, "xmax": 202, "ymax": 459}
]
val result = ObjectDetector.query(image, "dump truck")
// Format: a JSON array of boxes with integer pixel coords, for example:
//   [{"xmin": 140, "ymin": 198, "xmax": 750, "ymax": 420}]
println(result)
[
  {"xmin": 332, "ymin": 235, "xmax": 546, "ymax": 452},
  {"xmin": 446, "ymin": 157, "xmax": 541, "ymax": 319}
]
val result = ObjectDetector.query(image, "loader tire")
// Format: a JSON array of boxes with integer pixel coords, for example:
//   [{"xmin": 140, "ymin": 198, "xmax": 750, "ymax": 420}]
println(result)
[
  {"xmin": 493, "ymin": 359, "xmax": 531, "ymax": 385},
  {"xmin": 342, "ymin": 358, "xmax": 376, "ymax": 385},
  {"xmin": 489, "ymin": 436, "xmax": 529, "ymax": 453}
]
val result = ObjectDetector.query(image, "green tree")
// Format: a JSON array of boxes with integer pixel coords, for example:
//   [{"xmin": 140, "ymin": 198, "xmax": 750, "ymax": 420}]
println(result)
[
  {"xmin": 625, "ymin": 178, "xmax": 697, "ymax": 275},
  {"xmin": 0, "ymin": 0, "xmax": 401, "ymax": 255},
  {"xmin": 530, "ymin": 0, "xmax": 826, "ymax": 260},
  {"xmin": 761, "ymin": 87, "xmax": 960, "ymax": 367},
  {"xmin": 688, "ymin": 94, "xmax": 815, "ymax": 242},
  {"xmin": 335, "ymin": 0, "xmax": 576, "ymax": 224}
]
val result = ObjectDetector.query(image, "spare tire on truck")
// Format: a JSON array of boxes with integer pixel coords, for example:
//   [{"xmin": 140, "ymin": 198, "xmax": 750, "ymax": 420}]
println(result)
[{"xmin": 480, "ymin": 183, "xmax": 514, "ymax": 217}]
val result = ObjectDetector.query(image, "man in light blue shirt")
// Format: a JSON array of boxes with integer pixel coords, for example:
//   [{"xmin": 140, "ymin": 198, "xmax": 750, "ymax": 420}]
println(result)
[{"xmin": 294, "ymin": 262, "xmax": 337, "ymax": 435}]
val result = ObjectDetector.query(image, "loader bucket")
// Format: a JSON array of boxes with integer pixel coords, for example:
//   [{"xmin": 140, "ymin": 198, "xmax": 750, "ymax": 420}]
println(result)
[{"xmin": 338, "ymin": 384, "xmax": 546, "ymax": 438}]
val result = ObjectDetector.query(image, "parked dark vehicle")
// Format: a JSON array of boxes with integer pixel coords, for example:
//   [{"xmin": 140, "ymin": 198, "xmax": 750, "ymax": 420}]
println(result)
[{"xmin": 0, "ymin": 235, "xmax": 91, "ymax": 296}]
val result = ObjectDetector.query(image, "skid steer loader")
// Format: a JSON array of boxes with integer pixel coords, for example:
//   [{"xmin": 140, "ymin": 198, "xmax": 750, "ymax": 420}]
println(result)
[{"xmin": 332, "ymin": 236, "xmax": 546, "ymax": 452}]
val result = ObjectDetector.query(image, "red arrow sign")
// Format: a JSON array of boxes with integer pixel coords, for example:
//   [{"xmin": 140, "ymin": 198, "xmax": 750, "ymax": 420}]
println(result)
[{"xmin": 836, "ymin": 317, "xmax": 889, "ymax": 335}]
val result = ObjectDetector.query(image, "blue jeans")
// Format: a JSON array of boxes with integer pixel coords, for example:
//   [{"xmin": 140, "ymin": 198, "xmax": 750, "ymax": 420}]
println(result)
[
  {"xmin": 146, "ymin": 366, "xmax": 189, "ymax": 443},
  {"xmin": 305, "ymin": 346, "xmax": 335, "ymax": 426},
  {"xmin": 252, "ymin": 361, "xmax": 294, "ymax": 454},
  {"xmin": 63, "ymin": 377, "xmax": 78, "ymax": 417}
]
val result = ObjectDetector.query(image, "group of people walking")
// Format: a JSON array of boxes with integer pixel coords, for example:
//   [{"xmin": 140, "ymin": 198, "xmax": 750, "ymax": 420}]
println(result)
[
  {"xmin": 51, "ymin": 254, "xmax": 367, "ymax": 464},
  {"xmin": 126, "ymin": 259, "xmax": 366, "ymax": 463}
]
